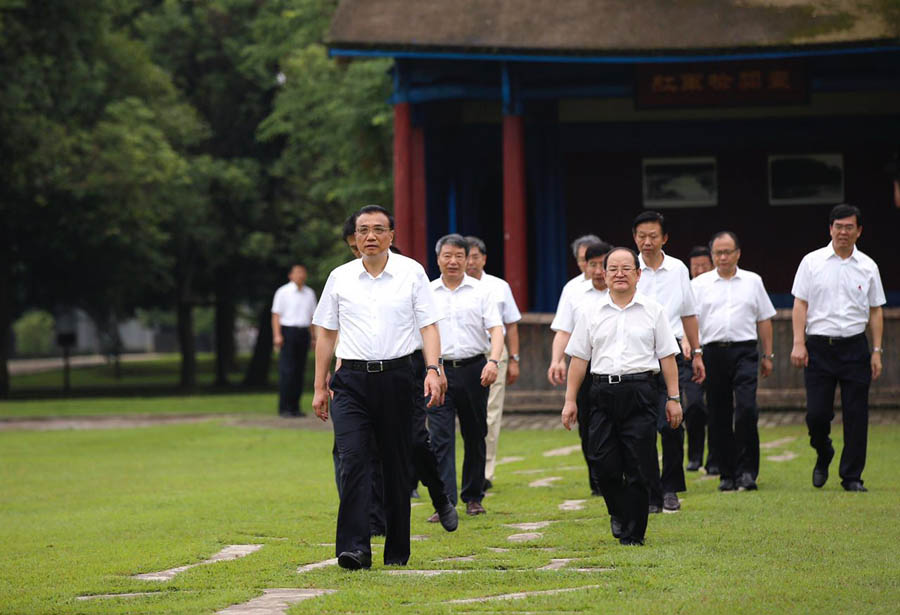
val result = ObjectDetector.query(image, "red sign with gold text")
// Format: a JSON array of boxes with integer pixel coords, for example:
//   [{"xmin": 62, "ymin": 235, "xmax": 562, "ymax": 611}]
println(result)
[{"xmin": 635, "ymin": 60, "xmax": 808, "ymax": 108}]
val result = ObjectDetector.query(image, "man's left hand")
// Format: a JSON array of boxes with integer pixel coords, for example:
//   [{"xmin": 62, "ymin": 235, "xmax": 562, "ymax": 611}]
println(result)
[
  {"xmin": 424, "ymin": 371, "xmax": 445, "ymax": 407},
  {"xmin": 665, "ymin": 400, "xmax": 683, "ymax": 429},
  {"xmin": 872, "ymin": 352, "xmax": 883, "ymax": 381},
  {"xmin": 506, "ymin": 358, "xmax": 519, "ymax": 385},
  {"xmin": 760, "ymin": 356, "xmax": 773, "ymax": 379},
  {"xmin": 691, "ymin": 354, "xmax": 706, "ymax": 384},
  {"xmin": 481, "ymin": 361, "xmax": 499, "ymax": 387}
]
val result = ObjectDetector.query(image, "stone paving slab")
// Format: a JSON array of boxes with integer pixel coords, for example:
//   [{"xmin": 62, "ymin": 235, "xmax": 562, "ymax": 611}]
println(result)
[
  {"xmin": 217, "ymin": 588, "xmax": 335, "ymax": 614},
  {"xmin": 77, "ymin": 591, "xmax": 161, "ymax": 601},
  {"xmin": 134, "ymin": 545, "xmax": 262, "ymax": 581},
  {"xmin": 447, "ymin": 585, "xmax": 601, "ymax": 604}
]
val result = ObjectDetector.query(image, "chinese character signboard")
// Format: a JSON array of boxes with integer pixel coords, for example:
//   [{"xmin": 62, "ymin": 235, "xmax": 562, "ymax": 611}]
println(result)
[{"xmin": 636, "ymin": 60, "xmax": 807, "ymax": 109}]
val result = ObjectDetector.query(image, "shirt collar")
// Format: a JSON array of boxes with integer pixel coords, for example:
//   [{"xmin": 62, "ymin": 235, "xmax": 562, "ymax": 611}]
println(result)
[
  {"xmin": 437, "ymin": 273, "xmax": 476, "ymax": 291},
  {"xmin": 714, "ymin": 266, "xmax": 743, "ymax": 281},
  {"xmin": 354, "ymin": 251, "xmax": 397, "ymax": 280},
  {"xmin": 639, "ymin": 251, "xmax": 670, "ymax": 271},
  {"xmin": 825, "ymin": 241, "xmax": 858, "ymax": 261},
  {"xmin": 604, "ymin": 290, "xmax": 644, "ymax": 311}
]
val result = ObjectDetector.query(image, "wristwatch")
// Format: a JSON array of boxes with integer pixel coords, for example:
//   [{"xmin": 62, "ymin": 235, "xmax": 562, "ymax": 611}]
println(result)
[
  {"xmin": 765, "ymin": 353, "xmax": 775, "ymax": 359},
  {"xmin": 510, "ymin": 353, "xmax": 520, "ymax": 362},
  {"xmin": 691, "ymin": 348, "xmax": 703, "ymax": 356},
  {"xmin": 872, "ymin": 346, "xmax": 884, "ymax": 354},
  {"xmin": 488, "ymin": 358, "xmax": 500, "ymax": 366},
  {"xmin": 426, "ymin": 364, "xmax": 441, "ymax": 377},
  {"xmin": 667, "ymin": 395, "xmax": 682, "ymax": 403}
]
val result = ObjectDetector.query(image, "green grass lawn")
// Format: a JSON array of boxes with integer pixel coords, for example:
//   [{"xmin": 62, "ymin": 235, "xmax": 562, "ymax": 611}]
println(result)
[{"xmin": 1, "ymin": 419, "xmax": 898, "ymax": 614}]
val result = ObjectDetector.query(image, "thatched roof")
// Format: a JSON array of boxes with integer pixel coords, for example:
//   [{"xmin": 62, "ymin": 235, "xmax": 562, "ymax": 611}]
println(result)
[{"xmin": 329, "ymin": 0, "xmax": 900, "ymax": 55}]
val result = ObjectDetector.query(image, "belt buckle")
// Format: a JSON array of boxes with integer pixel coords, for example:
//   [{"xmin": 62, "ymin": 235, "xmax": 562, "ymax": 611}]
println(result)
[
  {"xmin": 828, "ymin": 337, "xmax": 836, "ymax": 346},
  {"xmin": 366, "ymin": 361, "xmax": 384, "ymax": 373},
  {"xmin": 451, "ymin": 359, "xmax": 461, "ymax": 368},
  {"xmin": 608, "ymin": 374, "xmax": 621, "ymax": 384}
]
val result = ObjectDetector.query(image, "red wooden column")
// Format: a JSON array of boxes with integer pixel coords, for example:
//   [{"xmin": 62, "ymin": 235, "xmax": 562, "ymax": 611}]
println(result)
[
  {"xmin": 503, "ymin": 113, "xmax": 529, "ymax": 311},
  {"xmin": 393, "ymin": 101, "xmax": 413, "ymax": 255},
  {"xmin": 410, "ymin": 124, "xmax": 428, "ymax": 265}
]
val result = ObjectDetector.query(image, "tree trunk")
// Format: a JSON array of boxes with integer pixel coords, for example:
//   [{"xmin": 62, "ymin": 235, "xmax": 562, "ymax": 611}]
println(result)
[
  {"xmin": 177, "ymin": 297, "xmax": 196, "ymax": 388},
  {"xmin": 243, "ymin": 303, "xmax": 272, "ymax": 386},
  {"xmin": 214, "ymin": 273, "xmax": 236, "ymax": 386}
]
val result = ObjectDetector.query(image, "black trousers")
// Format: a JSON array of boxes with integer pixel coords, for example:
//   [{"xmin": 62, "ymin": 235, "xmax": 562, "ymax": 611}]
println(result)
[
  {"xmin": 331, "ymin": 437, "xmax": 385, "ymax": 533},
  {"xmin": 704, "ymin": 343, "xmax": 760, "ymax": 481},
  {"xmin": 409, "ymin": 351, "xmax": 451, "ymax": 511},
  {"xmin": 804, "ymin": 334, "xmax": 871, "ymax": 485},
  {"xmin": 576, "ymin": 361, "xmax": 602, "ymax": 494},
  {"xmin": 330, "ymin": 363, "xmax": 414, "ymax": 565},
  {"xmin": 682, "ymin": 378, "xmax": 714, "ymax": 468},
  {"xmin": 586, "ymin": 378, "xmax": 657, "ymax": 542},
  {"xmin": 278, "ymin": 326, "xmax": 310, "ymax": 414},
  {"xmin": 644, "ymin": 352, "xmax": 689, "ymax": 506},
  {"xmin": 428, "ymin": 357, "xmax": 489, "ymax": 506}
]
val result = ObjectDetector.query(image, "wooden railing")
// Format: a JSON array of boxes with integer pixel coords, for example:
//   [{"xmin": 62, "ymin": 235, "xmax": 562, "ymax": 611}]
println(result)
[{"xmin": 507, "ymin": 308, "xmax": 900, "ymax": 412}]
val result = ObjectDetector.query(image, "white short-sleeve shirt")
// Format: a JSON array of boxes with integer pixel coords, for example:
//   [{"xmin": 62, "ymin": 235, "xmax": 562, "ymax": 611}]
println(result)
[
  {"xmin": 431, "ymin": 274, "xmax": 503, "ymax": 360},
  {"xmin": 791, "ymin": 242, "xmax": 886, "ymax": 337},
  {"xmin": 551, "ymin": 278, "xmax": 608, "ymax": 334},
  {"xmin": 565, "ymin": 291, "xmax": 679, "ymax": 375},
  {"xmin": 312, "ymin": 252, "xmax": 442, "ymax": 360},
  {"xmin": 692, "ymin": 267, "xmax": 776, "ymax": 344},
  {"xmin": 637, "ymin": 252, "xmax": 697, "ymax": 339},
  {"xmin": 271, "ymin": 283, "xmax": 317, "ymax": 327},
  {"xmin": 478, "ymin": 273, "xmax": 522, "ymax": 325},
  {"xmin": 555, "ymin": 272, "xmax": 589, "ymax": 313}
]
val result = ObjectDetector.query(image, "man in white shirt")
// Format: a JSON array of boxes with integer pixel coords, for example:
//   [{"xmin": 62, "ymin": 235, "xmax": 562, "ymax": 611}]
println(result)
[
  {"xmin": 553, "ymin": 234, "xmax": 602, "ymax": 317},
  {"xmin": 464, "ymin": 235, "xmax": 522, "ymax": 492},
  {"xmin": 429, "ymin": 234, "xmax": 504, "ymax": 517},
  {"xmin": 562, "ymin": 246, "xmax": 682, "ymax": 546},
  {"xmin": 548, "ymin": 240, "xmax": 611, "ymax": 495},
  {"xmin": 312, "ymin": 205, "xmax": 445, "ymax": 570},
  {"xmin": 272, "ymin": 264, "xmax": 318, "ymax": 417},
  {"xmin": 632, "ymin": 211, "xmax": 705, "ymax": 513},
  {"xmin": 685, "ymin": 246, "xmax": 717, "ymax": 474},
  {"xmin": 693, "ymin": 232, "xmax": 776, "ymax": 492},
  {"xmin": 790, "ymin": 204, "xmax": 885, "ymax": 492}
]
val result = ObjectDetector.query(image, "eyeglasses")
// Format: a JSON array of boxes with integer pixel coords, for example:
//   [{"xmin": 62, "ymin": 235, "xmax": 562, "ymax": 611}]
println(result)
[
  {"xmin": 356, "ymin": 226, "xmax": 390, "ymax": 237},
  {"xmin": 832, "ymin": 223, "xmax": 857, "ymax": 232},
  {"xmin": 712, "ymin": 249, "xmax": 738, "ymax": 257},
  {"xmin": 605, "ymin": 266, "xmax": 636, "ymax": 274}
]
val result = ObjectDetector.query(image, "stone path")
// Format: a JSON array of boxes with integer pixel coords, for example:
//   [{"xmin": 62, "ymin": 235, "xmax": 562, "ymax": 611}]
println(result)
[
  {"xmin": 529, "ymin": 476, "xmax": 563, "ymax": 487},
  {"xmin": 218, "ymin": 589, "xmax": 336, "ymax": 615},
  {"xmin": 447, "ymin": 585, "xmax": 601, "ymax": 604},
  {"xmin": 77, "ymin": 591, "xmax": 160, "ymax": 601},
  {"xmin": 134, "ymin": 545, "xmax": 262, "ymax": 581},
  {"xmin": 559, "ymin": 499, "xmax": 586, "ymax": 511}
]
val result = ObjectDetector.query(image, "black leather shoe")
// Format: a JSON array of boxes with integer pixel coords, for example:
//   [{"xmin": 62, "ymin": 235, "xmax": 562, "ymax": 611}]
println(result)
[
  {"xmin": 663, "ymin": 492, "xmax": 681, "ymax": 512},
  {"xmin": 437, "ymin": 501, "xmax": 459, "ymax": 532},
  {"xmin": 842, "ymin": 481, "xmax": 868, "ymax": 492},
  {"xmin": 610, "ymin": 516, "xmax": 624, "ymax": 539},
  {"xmin": 337, "ymin": 550, "xmax": 371, "ymax": 570},
  {"xmin": 736, "ymin": 473, "xmax": 758, "ymax": 491},
  {"xmin": 718, "ymin": 478, "xmax": 736, "ymax": 492},
  {"xmin": 483, "ymin": 478, "xmax": 493, "ymax": 491},
  {"xmin": 705, "ymin": 465, "xmax": 720, "ymax": 476},
  {"xmin": 619, "ymin": 537, "xmax": 644, "ymax": 546},
  {"xmin": 813, "ymin": 446, "xmax": 834, "ymax": 488},
  {"xmin": 686, "ymin": 460, "xmax": 701, "ymax": 472}
]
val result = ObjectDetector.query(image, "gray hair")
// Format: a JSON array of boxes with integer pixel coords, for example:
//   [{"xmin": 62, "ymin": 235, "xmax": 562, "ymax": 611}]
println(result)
[
  {"xmin": 571, "ymin": 234, "xmax": 601, "ymax": 258},
  {"xmin": 435, "ymin": 233, "xmax": 470, "ymax": 256},
  {"xmin": 464, "ymin": 235, "xmax": 487, "ymax": 255}
]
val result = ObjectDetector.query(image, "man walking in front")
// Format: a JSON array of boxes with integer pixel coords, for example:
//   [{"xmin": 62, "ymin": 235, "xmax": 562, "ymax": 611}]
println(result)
[
  {"xmin": 790, "ymin": 204, "xmax": 885, "ymax": 492},
  {"xmin": 429, "ymin": 234, "xmax": 504, "ymax": 516},
  {"xmin": 312, "ymin": 205, "xmax": 444, "ymax": 570},
  {"xmin": 692, "ymin": 232, "xmax": 776, "ymax": 492},
  {"xmin": 272, "ymin": 264, "xmax": 317, "ymax": 417},
  {"xmin": 562, "ymin": 246, "xmax": 682, "ymax": 546}
]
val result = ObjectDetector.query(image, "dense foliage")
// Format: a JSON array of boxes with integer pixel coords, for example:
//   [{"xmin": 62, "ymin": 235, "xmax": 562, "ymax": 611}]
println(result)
[{"xmin": 0, "ymin": 0, "xmax": 393, "ymax": 393}]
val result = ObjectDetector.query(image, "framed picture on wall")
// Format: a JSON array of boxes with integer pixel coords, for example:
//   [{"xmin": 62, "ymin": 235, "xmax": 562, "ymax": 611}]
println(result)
[
  {"xmin": 642, "ymin": 157, "xmax": 717, "ymax": 208},
  {"xmin": 768, "ymin": 154, "xmax": 844, "ymax": 206}
]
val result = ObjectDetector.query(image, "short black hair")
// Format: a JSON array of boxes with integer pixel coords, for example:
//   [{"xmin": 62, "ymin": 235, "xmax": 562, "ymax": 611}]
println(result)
[
  {"xmin": 342, "ymin": 214, "xmax": 358, "ymax": 241},
  {"xmin": 389, "ymin": 244, "xmax": 402, "ymax": 254},
  {"xmin": 583, "ymin": 240, "xmax": 613, "ymax": 262},
  {"xmin": 632, "ymin": 211, "xmax": 667, "ymax": 235},
  {"xmin": 603, "ymin": 246, "xmax": 640, "ymax": 270},
  {"xmin": 465, "ymin": 235, "xmax": 487, "ymax": 255},
  {"xmin": 356, "ymin": 204, "xmax": 394, "ymax": 229},
  {"xmin": 688, "ymin": 245, "xmax": 711, "ymax": 260},
  {"xmin": 709, "ymin": 231, "xmax": 740, "ymax": 251},
  {"xmin": 829, "ymin": 203, "xmax": 862, "ymax": 227},
  {"xmin": 435, "ymin": 233, "xmax": 470, "ymax": 256}
]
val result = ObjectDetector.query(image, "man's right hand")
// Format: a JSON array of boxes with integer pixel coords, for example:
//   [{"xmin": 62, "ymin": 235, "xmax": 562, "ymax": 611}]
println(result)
[
  {"xmin": 790, "ymin": 342, "xmax": 808, "ymax": 368},
  {"xmin": 561, "ymin": 400, "xmax": 578, "ymax": 431},
  {"xmin": 424, "ymin": 371, "xmax": 445, "ymax": 408},
  {"xmin": 273, "ymin": 334, "xmax": 284, "ymax": 350},
  {"xmin": 547, "ymin": 359, "xmax": 567, "ymax": 386},
  {"xmin": 312, "ymin": 387, "xmax": 330, "ymax": 422}
]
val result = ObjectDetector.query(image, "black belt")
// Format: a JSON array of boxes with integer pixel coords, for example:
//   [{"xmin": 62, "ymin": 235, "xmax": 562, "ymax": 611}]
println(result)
[
  {"xmin": 592, "ymin": 371, "xmax": 655, "ymax": 384},
  {"xmin": 342, "ymin": 354, "xmax": 412, "ymax": 373},
  {"xmin": 808, "ymin": 333, "xmax": 866, "ymax": 346},
  {"xmin": 443, "ymin": 355, "xmax": 484, "ymax": 369},
  {"xmin": 704, "ymin": 340, "xmax": 757, "ymax": 348}
]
